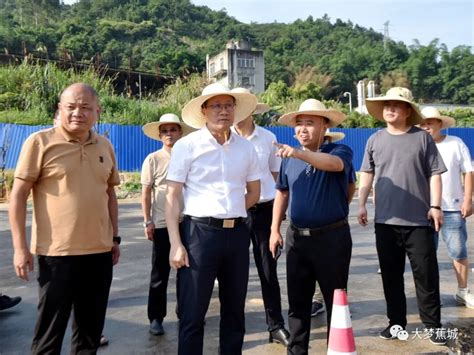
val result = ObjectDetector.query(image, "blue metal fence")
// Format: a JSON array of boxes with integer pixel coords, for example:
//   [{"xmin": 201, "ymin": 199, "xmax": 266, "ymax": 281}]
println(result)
[{"xmin": 1, "ymin": 123, "xmax": 473, "ymax": 172}]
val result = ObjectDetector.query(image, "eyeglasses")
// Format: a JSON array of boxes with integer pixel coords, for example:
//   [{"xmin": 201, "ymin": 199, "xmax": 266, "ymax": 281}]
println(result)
[
  {"xmin": 160, "ymin": 128, "xmax": 180, "ymax": 134},
  {"xmin": 205, "ymin": 103, "xmax": 236, "ymax": 112}
]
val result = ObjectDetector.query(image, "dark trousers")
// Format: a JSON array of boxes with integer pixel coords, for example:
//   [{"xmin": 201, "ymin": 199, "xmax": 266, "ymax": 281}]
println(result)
[
  {"xmin": 177, "ymin": 216, "xmax": 250, "ymax": 355},
  {"xmin": 148, "ymin": 227, "xmax": 171, "ymax": 322},
  {"xmin": 286, "ymin": 223, "xmax": 352, "ymax": 355},
  {"xmin": 246, "ymin": 201, "xmax": 284, "ymax": 332},
  {"xmin": 375, "ymin": 223, "xmax": 441, "ymax": 329},
  {"xmin": 31, "ymin": 252, "xmax": 113, "ymax": 355}
]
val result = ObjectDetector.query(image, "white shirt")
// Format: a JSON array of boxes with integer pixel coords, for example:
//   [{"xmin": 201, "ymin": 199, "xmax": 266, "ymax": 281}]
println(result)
[
  {"xmin": 436, "ymin": 135, "xmax": 473, "ymax": 211},
  {"xmin": 232, "ymin": 125, "xmax": 281, "ymax": 202},
  {"xmin": 167, "ymin": 126, "xmax": 261, "ymax": 218}
]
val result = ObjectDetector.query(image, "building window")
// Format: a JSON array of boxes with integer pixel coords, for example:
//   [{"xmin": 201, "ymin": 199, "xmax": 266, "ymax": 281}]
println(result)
[
  {"xmin": 241, "ymin": 77, "xmax": 250, "ymax": 86},
  {"xmin": 209, "ymin": 63, "xmax": 215, "ymax": 75}
]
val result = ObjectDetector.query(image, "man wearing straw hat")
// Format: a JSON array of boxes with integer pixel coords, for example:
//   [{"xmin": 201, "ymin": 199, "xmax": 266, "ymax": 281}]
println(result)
[
  {"xmin": 231, "ymin": 87, "xmax": 290, "ymax": 346},
  {"xmin": 309, "ymin": 129, "xmax": 357, "ymax": 319},
  {"xmin": 165, "ymin": 83, "xmax": 261, "ymax": 354},
  {"xmin": 420, "ymin": 106, "xmax": 473, "ymax": 309},
  {"xmin": 141, "ymin": 113, "xmax": 192, "ymax": 335},
  {"xmin": 358, "ymin": 87, "xmax": 447, "ymax": 345},
  {"xmin": 270, "ymin": 98, "xmax": 353, "ymax": 353}
]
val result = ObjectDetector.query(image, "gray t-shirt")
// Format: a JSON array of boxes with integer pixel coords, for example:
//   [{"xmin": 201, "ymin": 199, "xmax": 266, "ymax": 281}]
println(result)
[{"xmin": 360, "ymin": 126, "xmax": 447, "ymax": 226}]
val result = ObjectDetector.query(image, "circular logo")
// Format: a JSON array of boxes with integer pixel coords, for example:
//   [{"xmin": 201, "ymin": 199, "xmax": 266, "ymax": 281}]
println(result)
[
  {"xmin": 390, "ymin": 325, "xmax": 403, "ymax": 337},
  {"xmin": 397, "ymin": 330, "xmax": 409, "ymax": 341}
]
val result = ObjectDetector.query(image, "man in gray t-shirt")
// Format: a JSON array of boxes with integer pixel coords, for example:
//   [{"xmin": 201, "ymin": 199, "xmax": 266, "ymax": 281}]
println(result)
[
  {"xmin": 358, "ymin": 87, "xmax": 448, "ymax": 346},
  {"xmin": 362, "ymin": 127, "xmax": 446, "ymax": 226}
]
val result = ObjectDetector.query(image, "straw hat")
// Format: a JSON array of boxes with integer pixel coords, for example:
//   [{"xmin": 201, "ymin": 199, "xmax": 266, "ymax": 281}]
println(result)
[
  {"xmin": 325, "ymin": 129, "xmax": 345, "ymax": 142},
  {"xmin": 278, "ymin": 99, "xmax": 346, "ymax": 128},
  {"xmin": 365, "ymin": 87, "xmax": 423, "ymax": 126},
  {"xmin": 230, "ymin": 87, "xmax": 270, "ymax": 115},
  {"xmin": 421, "ymin": 106, "xmax": 455, "ymax": 129},
  {"xmin": 181, "ymin": 83, "xmax": 258, "ymax": 128},
  {"xmin": 142, "ymin": 113, "xmax": 193, "ymax": 141}
]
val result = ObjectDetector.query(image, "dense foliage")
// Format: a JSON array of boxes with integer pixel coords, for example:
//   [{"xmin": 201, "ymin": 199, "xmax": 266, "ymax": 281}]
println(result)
[{"xmin": 0, "ymin": 0, "xmax": 472, "ymax": 105}]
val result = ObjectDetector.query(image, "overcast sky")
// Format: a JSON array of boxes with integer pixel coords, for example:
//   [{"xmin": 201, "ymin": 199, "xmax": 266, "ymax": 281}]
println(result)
[{"xmin": 62, "ymin": 0, "xmax": 473, "ymax": 51}]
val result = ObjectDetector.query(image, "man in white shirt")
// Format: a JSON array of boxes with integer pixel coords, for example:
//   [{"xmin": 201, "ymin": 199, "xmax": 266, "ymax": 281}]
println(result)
[
  {"xmin": 420, "ymin": 106, "xmax": 473, "ymax": 309},
  {"xmin": 231, "ymin": 88, "xmax": 290, "ymax": 347},
  {"xmin": 165, "ymin": 83, "xmax": 261, "ymax": 355},
  {"xmin": 141, "ymin": 113, "xmax": 192, "ymax": 335}
]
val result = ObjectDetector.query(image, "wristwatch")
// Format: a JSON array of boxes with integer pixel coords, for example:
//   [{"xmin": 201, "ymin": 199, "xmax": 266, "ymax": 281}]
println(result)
[
  {"xmin": 113, "ymin": 236, "xmax": 121, "ymax": 245},
  {"xmin": 143, "ymin": 220, "xmax": 153, "ymax": 228}
]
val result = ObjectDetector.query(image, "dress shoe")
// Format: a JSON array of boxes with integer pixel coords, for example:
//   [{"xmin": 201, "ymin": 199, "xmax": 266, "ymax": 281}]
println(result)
[
  {"xmin": 0, "ymin": 294, "xmax": 21, "ymax": 311},
  {"xmin": 149, "ymin": 319, "xmax": 164, "ymax": 335},
  {"xmin": 269, "ymin": 327, "xmax": 290, "ymax": 346}
]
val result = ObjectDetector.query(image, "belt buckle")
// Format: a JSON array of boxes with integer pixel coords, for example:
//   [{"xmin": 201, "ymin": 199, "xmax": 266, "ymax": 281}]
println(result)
[
  {"xmin": 300, "ymin": 229, "xmax": 311, "ymax": 236},
  {"xmin": 223, "ymin": 219, "xmax": 235, "ymax": 228}
]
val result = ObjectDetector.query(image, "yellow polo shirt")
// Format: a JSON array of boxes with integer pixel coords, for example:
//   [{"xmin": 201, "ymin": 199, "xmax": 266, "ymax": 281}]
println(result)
[{"xmin": 14, "ymin": 126, "xmax": 121, "ymax": 256}]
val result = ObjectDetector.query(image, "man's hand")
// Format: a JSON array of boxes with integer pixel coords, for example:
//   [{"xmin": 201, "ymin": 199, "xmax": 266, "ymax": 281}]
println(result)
[
  {"xmin": 427, "ymin": 208, "xmax": 444, "ymax": 232},
  {"xmin": 169, "ymin": 243, "xmax": 189, "ymax": 270},
  {"xmin": 13, "ymin": 248, "xmax": 33, "ymax": 281},
  {"xmin": 358, "ymin": 205, "xmax": 369, "ymax": 226},
  {"xmin": 269, "ymin": 230, "xmax": 284, "ymax": 259},
  {"xmin": 145, "ymin": 223, "xmax": 155, "ymax": 241},
  {"xmin": 273, "ymin": 142, "xmax": 299, "ymax": 158},
  {"xmin": 112, "ymin": 244, "xmax": 120, "ymax": 265},
  {"xmin": 461, "ymin": 199, "xmax": 472, "ymax": 218}
]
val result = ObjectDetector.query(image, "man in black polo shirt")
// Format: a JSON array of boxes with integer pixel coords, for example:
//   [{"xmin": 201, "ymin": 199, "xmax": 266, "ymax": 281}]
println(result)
[{"xmin": 270, "ymin": 99, "xmax": 353, "ymax": 354}]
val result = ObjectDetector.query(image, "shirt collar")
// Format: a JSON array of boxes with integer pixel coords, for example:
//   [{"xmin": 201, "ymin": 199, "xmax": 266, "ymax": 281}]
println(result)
[
  {"xmin": 202, "ymin": 124, "xmax": 235, "ymax": 145},
  {"xmin": 56, "ymin": 125, "xmax": 98, "ymax": 144}
]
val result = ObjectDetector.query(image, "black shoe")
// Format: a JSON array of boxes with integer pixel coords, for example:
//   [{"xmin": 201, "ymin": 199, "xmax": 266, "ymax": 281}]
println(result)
[
  {"xmin": 0, "ymin": 294, "xmax": 22, "ymax": 311},
  {"xmin": 311, "ymin": 301, "xmax": 325, "ymax": 317},
  {"xmin": 149, "ymin": 319, "xmax": 164, "ymax": 335},
  {"xmin": 426, "ymin": 328, "xmax": 447, "ymax": 346},
  {"xmin": 269, "ymin": 327, "xmax": 290, "ymax": 347},
  {"xmin": 379, "ymin": 324, "xmax": 404, "ymax": 340}
]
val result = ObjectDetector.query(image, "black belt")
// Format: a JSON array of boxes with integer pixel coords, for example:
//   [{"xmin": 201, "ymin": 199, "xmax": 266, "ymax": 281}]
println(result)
[
  {"xmin": 248, "ymin": 199, "xmax": 274, "ymax": 212},
  {"xmin": 290, "ymin": 218, "xmax": 348, "ymax": 237},
  {"xmin": 187, "ymin": 216, "xmax": 244, "ymax": 229}
]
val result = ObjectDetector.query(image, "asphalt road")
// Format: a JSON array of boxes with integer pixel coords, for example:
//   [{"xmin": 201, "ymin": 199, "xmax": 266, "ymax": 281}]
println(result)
[{"xmin": 0, "ymin": 199, "xmax": 473, "ymax": 354}]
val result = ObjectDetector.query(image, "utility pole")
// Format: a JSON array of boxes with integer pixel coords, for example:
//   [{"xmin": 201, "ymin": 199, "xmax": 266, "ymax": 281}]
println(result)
[{"xmin": 383, "ymin": 21, "xmax": 390, "ymax": 50}]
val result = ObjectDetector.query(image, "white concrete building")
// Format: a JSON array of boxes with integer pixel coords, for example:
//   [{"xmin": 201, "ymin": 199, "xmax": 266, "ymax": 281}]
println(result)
[{"xmin": 206, "ymin": 40, "xmax": 265, "ymax": 93}]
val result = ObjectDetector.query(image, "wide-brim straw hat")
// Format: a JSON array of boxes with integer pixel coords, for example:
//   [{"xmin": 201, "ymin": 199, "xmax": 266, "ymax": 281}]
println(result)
[
  {"xmin": 230, "ymin": 87, "xmax": 270, "ymax": 115},
  {"xmin": 182, "ymin": 83, "xmax": 258, "ymax": 128},
  {"xmin": 421, "ymin": 106, "xmax": 455, "ymax": 129},
  {"xmin": 325, "ymin": 129, "xmax": 345, "ymax": 142},
  {"xmin": 279, "ymin": 99, "xmax": 346, "ymax": 128},
  {"xmin": 365, "ymin": 87, "xmax": 423, "ymax": 126},
  {"xmin": 142, "ymin": 113, "xmax": 193, "ymax": 141}
]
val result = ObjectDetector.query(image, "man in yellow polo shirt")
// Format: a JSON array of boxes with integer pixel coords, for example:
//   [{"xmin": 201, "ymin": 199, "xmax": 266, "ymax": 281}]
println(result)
[{"xmin": 9, "ymin": 83, "xmax": 121, "ymax": 354}]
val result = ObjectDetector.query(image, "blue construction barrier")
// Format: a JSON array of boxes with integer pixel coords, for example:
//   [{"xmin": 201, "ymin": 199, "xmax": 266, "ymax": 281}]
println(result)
[{"xmin": 1, "ymin": 123, "xmax": 473, "ymax": 172}]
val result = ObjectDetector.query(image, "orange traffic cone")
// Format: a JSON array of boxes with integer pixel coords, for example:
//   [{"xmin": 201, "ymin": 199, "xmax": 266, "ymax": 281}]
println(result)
[{"xmin": 327, "ymin": 289, "xmax": 356, "ymax": 355}]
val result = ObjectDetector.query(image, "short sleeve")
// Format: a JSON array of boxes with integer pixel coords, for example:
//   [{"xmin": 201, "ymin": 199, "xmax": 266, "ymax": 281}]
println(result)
[
  {"xmin": 14, "ymin": 134, "xmax": 42, "ymax": 182},
  {"xmin": 329, "ymin": 144, "xmax": 353, "ymax": 176},
  {"xmin": 141, "ymin": 154, "xmax": 154, "ymax": 186},
  {"xmin": 425, "ymin": 134, "xmax": 447, "ymax": 176},
  {"xmin": 458, "ymin": 139, "xmax": 473, "ymax": 173},
  {"xmin": 348, "ymin": 164, "xmax": 356, "ymax": 183},
  {"xmin": 167, "ymin": 138, "xmax": 191, "ymax": 183},
  {"xmin": 275, "ymin": 159, "xmax": 289, "ymax": 191},
  {"xmin": 107, "ymin": 141, "xmax": 121, "ymax": 186},
  {"xmin": 360, "ymin": 136, "xmax": 375, "ymax": 173}
]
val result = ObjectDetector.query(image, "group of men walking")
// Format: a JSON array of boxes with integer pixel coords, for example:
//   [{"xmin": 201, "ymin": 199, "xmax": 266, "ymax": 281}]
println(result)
[{"xmin": 6, "ymin": 81, "xmax": 473, "ymax": 354}]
